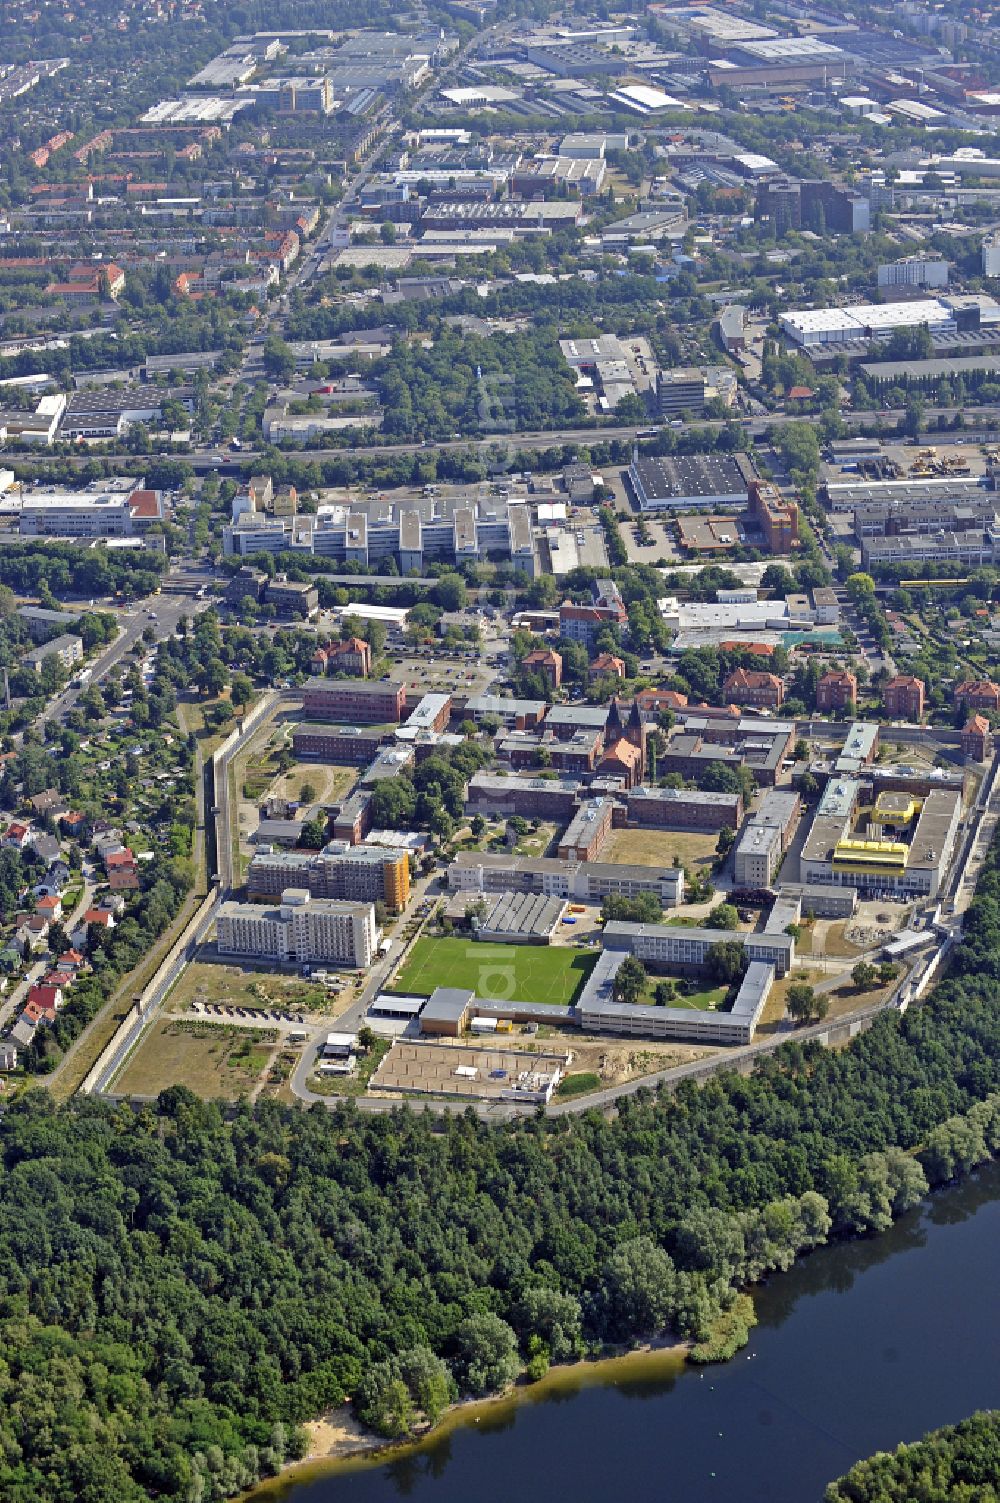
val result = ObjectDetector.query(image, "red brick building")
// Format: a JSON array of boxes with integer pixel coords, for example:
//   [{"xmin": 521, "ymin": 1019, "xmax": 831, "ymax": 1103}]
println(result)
[
  {"xmin": 884, "ymin": 675, "xmax": 925, "ymax": 722},
  {"xmin": 962, "ymin": 714, "xmax": 993, "ymax": 762},
  {"xmin": 311, "ymin": 637, "xmax": 372, "ymax": 679},
  {"xmin": 635, "ymin": 687, "xmax": 688, "ymax": 715},
  {"xmin": 956, "ymin": 679, "xmax": 1000, "ymax": 713},
  {"xmin": 523, "ymin": 647, "xmax": 563, "ymax": 690},
  {"xmin": 747, "ymin": 478, "xmax": 798, "ymax": 555},
  {"xmin": 722, "ymin": 668, "xmax": 784, "ymax": 710},
  {"xmin": 292, "ymin": 725, "xmax": 389, "ymax": 764},
  {"xmin": 301, "ymin": 678, "xmax": 405, "ymax": 724},
  {"xmin": 590, "ymin": 652, "xmax": 626, "ymax": 682},
  {"xmin": 816, "ymin": 669, "xmax": 857, "ymax": 712}
]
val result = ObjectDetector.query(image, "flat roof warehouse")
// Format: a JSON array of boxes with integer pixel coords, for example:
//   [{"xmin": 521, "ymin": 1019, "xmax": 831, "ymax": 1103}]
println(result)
[{"xmin": 629, "ymin": 453, "xmax": 757, "ymax": 512}]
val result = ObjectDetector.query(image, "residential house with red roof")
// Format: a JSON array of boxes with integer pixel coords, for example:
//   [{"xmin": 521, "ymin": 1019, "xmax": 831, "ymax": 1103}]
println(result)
[
  {"xmin": 105, "ymin": 848, "xmax": 139, "ymax": 891},
  {"xmin": 523, "ymin": 647, "xmax": 563, "ymax": 691},
  {"xmin": 35, "ymin": 893, "xmax": 62, "ymax": 922},
  {"xmin": 590, "ymin": 652, "xmax": 625, "ymax": 682}
]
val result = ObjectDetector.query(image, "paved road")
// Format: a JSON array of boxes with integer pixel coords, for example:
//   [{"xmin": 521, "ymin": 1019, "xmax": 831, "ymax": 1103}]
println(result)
[
  {"xmin": 289, "ymin": 873, "xmax": 443, "ymax": 1104},
  {"xmin": 33, "ymin": 590, "xmax": 201, "ymax": 734}
]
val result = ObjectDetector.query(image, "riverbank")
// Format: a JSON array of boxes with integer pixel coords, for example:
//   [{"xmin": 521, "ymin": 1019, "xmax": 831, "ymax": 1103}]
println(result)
[
  {"xmin": 247, "ymin": 1163, "xmax": 1000, "ymax": 1503},
  {"xmin": 252, "ymin": 1338, "xmax": 691, "ymax": 1498}
]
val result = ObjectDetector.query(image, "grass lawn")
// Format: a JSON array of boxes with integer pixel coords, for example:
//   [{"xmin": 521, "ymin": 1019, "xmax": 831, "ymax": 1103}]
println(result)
[
  {"xmin": 638, "ymin": 978, "xmax": 730, "ymax": 1011},
  {"xmin": 556, "ymin": 1071, "xmax": 601, "ymax": 1098},
  {"xmin": 605, "ymin": 827, "xmax": 717, "ymax": 870},
  {"xmin": 394, "ymin": 937, "xmax": 596, "ymax": 1006},
  {"xmin": 515, "ymin": 822, "xmax": 558, "ymax": 858},
  {"xmin": 269, "ymin": 761, "xmax": 358, "ymax": 807}
]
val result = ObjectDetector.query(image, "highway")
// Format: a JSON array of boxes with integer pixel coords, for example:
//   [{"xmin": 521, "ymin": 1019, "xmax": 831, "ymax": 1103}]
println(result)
[{"xmin": 8, "ymin": 406, "xmax": 1000, "ymax": 476}]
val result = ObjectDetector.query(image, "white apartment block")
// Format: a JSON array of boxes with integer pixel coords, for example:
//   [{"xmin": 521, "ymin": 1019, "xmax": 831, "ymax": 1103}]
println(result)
[
  {"xmin": 877, "ymin": 258, "xmax": 948, "ymax": 290},
  {"xmin": 216, "ymin": 888, "xmax": 376, "ymax": 967}
]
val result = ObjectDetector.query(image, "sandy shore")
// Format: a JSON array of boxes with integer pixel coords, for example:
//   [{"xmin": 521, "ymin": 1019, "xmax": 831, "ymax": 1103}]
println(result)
[
  {"xmin": 295, "ymin": 1335, "xmax": 690, "ymax": 1469},
  {"xmin": 302, "ymin": 1407, "xmax": 385, "ymax": 1464}
]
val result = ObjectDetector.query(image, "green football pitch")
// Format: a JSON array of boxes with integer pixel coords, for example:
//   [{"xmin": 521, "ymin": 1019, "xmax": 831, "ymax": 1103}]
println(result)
[{"xmin": 393, "ymin": 937, "xmax": 597, "ymax": 1007}]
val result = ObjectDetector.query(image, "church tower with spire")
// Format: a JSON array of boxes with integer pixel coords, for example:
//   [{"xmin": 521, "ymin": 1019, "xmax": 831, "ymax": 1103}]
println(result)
[{"xmin": 626, "ymin": 697, "xmax": 647, "ymax": 780}]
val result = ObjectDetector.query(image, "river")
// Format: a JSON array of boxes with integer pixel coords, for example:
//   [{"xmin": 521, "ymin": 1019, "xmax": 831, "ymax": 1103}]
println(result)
[{"xmin": 256, "ymin": 1161, "xmax": 1000, "ymax": 1503}]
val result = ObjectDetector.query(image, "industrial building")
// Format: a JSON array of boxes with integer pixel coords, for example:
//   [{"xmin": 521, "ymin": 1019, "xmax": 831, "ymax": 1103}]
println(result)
[
  {"xmin": 781, "ymin": 300, "xmax": 955, "ymax": 348},
  {"xmin": 799, "ymin": 778, "xmax": 961, "ymax": 898},
  {"xmin": 215, "ymin": 888, "xmax": 377, "ymax": 967},
  {"xmin": 628, "ymin": 452, "xmax": 757, "ymax": 512},
  {"xmin": 9, "ymin": 483, "xmax": 166, "ymax": 538},
  {"xmin": 451, "ymin": 889, "xmax": 567, "ymax": 944}
]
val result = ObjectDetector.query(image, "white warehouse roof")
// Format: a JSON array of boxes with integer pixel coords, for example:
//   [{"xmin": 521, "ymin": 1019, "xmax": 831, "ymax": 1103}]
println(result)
[{"xmin": 781, "ymin": 300, "xmax": 957, "ymax": 346}]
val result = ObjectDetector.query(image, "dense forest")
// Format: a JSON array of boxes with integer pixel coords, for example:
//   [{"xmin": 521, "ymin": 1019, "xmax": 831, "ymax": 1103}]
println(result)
[
  {"xmin": 3, "ymin": 838, "xmax": 1000, "ymax": 1499},
  {"xmin": 825, "ymin": 1410, "xmax": 1000, "ymax": 1501}
]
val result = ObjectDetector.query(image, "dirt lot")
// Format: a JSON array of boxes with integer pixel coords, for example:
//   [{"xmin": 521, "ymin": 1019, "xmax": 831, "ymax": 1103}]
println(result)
[
  {"xmin": 370, "ymin": 1038, "xmax": 573, "ymax": 1102},
  {"xmin": 605, "ymin": 827, "xmax": 719, "ymax": 871},
  {"xmin": 166, "ymin": 959, "xmax": 344, "ymax": 1017},
  {"xmin": 524, "ymin": 1026, "xmax": 717, "ymax": 1086},
  {"xmin": 878, "ymin": 740, "xmax": 938, "ymax": 769},
  {"xmin": 116, "ymin": 1018, "xmax": 281, "ymax": 1100},
  {"xmin": 797, "ymin": 919, "xmax": 862, "ymax": 959}
]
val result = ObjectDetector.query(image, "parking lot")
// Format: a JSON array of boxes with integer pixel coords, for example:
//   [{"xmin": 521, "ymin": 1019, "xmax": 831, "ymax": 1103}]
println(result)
[
  {"xmin": 188, "ymin": 1001, "xmax": 307, "ymax": 1030},
  {"xmin": 390, "ymin": 656, "xmax": 498, "ymax": 697},
  {"xmin": 619, "ymin": 511, "xmax": 682, "ymax": 566}
]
